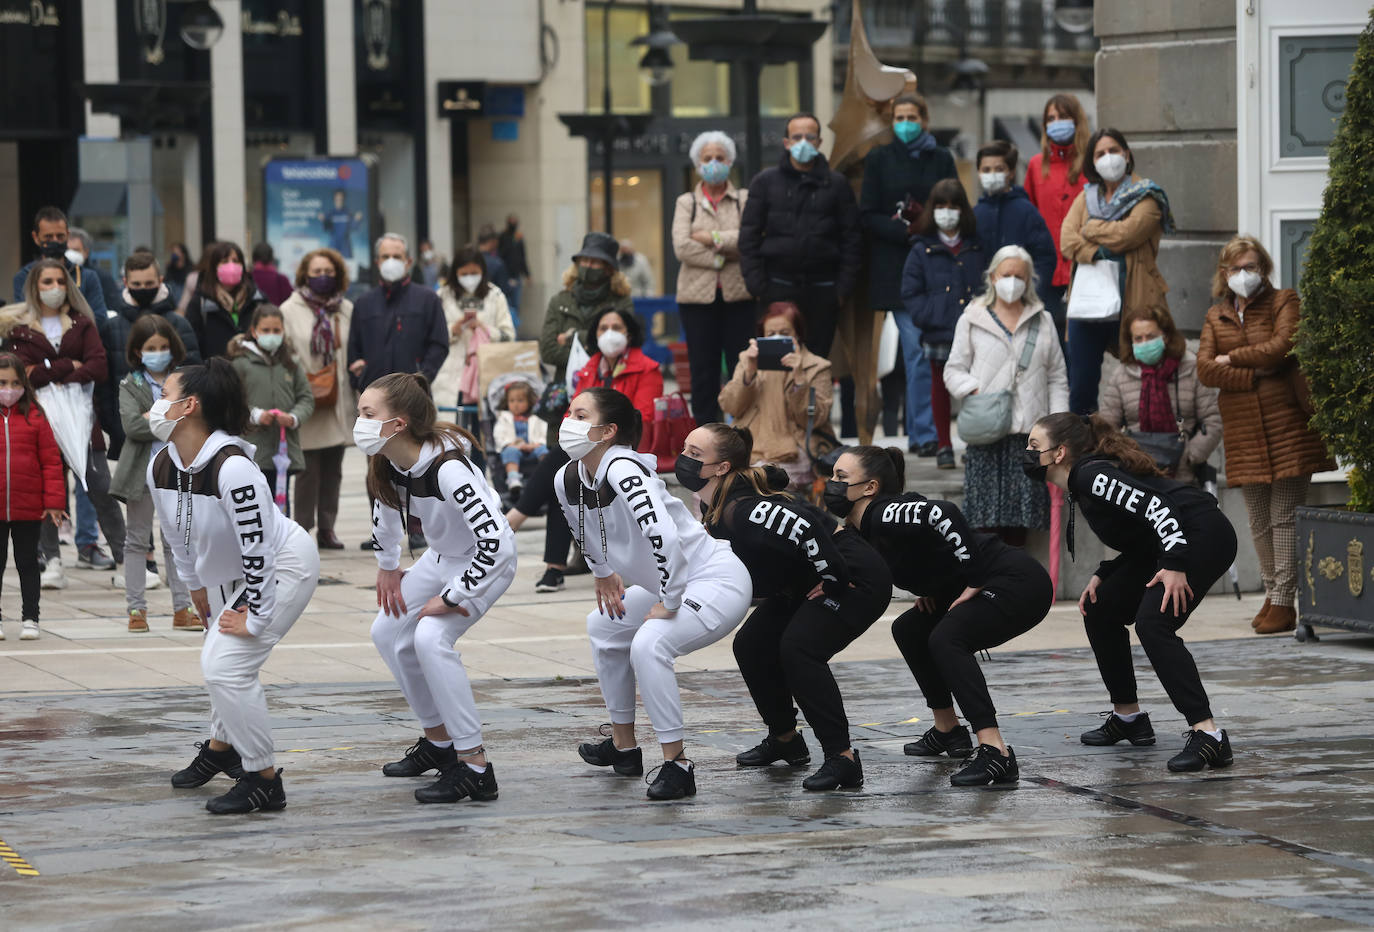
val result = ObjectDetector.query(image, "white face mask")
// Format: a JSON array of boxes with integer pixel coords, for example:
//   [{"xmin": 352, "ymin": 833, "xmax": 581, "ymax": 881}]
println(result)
[
  {"xmin": 457, "ymin": 273, "xmax": 482, "ymax": 293},
  {"xmin": 597, "ymin": 329, "xmax": 629, "ymax": 358},
  {"xmin": 256, "ymin": 333, "xmax": 283, "ymax": 353},
  {"xmin": 994, "ymin": 276, "xmax": 1028, "ymax": 303},
  {"xmin": 1228, "ymin": 269, "xmax": 1263, "ymax": 299},
  {"xmin": 64, "ymin": 248, "xmax": 85, "ymax": 268},
  {"xmin": 558, "ymin": 418, "xmax": 605, "ymax": 461},
  {"xmin": 353, "ymin": 416, "xmax": 399, "ymax": 456},
  {"xmin": 933, "ymin": 208, "xmax": 961, "ymax": 232},
  {"xmin": 379, "ymin": 257, "xmax": 407, "ymax": 283},
  {"xmin": 39, "ymin": 287, "xmax": 66, "ymax": 309},
  {"xmin": 1094, "ymin": 152, "xmax": 1128, "ymax": 183},
  {"xmin": 979, "ymin": 171, "xmax": 1007, "ymax": 193},
  {"xmin": 148, "ymin": 397, "xmax": 186, "ymax": 442}
]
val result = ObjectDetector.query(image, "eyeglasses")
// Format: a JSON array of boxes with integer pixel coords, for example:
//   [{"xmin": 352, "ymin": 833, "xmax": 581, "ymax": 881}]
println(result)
[
  {"xmin": 786, "ymin": 133, "xmax": 819, "ymax": 143},
  {"xmin": 1226, "ymin": 263, "xmax": 1261, "ymax": 274}
]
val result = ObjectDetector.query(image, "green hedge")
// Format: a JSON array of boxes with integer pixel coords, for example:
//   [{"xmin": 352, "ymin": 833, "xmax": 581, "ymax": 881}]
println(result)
[{"xmin": 1297, "ymin": 12, "xmax": 1374, "ymax": 512}]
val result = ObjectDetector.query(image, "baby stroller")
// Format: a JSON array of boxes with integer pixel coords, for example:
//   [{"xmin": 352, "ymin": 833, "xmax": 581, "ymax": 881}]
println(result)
[{"xmin": 477, "ymin": 341, "xmax": 547, "ymax": 510}]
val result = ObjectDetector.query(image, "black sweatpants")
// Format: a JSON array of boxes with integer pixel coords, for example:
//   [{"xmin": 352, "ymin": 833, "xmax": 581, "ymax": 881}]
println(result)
[
  {"xmin": 0, "ymin": 520, "xmax": 43, "ymax": 620},
  {"xmin": 892, "ymin": 548, "xmax": 1053, "ymax": 732},
  {"xmin": 679, "ymin": 292, "xmax": 757, "ymax": 426},
  {"xmin": 1083, "ymin": 511, "xmax": 1238, "ymax": 726},
  {"xmin": 732, "ymin": 534, "xmax": 892, "ymax": 757},
  {"xmin": 514, "ymin": 447, "xmax": 573, "ymax": 566}
]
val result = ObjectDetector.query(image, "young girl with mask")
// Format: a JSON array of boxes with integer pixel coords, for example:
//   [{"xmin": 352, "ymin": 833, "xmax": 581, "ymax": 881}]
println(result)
[
  {"xmin": 228, "ymin": 305, "xmax": 314, "ymax": 511},
  {"xmin": 1028, "ymin": 412, "xmax": 1238, "ymax": 773},
  {"xmin": 900, "ymin": 178, "xmax": 988, "ymax": 469},
  {"xmin": 828, "ymin": 446, "xmax": 1052, "ymax": 786},
  {"xmin": 433, "ymin": 247, "xmax": 514, "ymax": 419},
  {"xmin": 557, "ymin": 387, "xmax": 752, "ymax": 801},
  {"xmin": 684, "ymin": 423, "xmax": 892, "ymax": 791},
  {"xmin": 0, "ymin": 352, "xmax": 64, "ymax": 641},
  {"xmin": 362, "ymin": 372, "xmax": 516, "ymax": 805},
  {"xmin": 152, "ymin": 358, "xmax": 319, "ymax": 813},
  {"xmin": 111, "ymin": 316, "xmax": 200, "ymax": 634}
]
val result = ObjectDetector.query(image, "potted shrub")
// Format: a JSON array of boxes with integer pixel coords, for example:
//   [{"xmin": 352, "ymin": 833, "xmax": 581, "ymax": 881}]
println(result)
[{"xmin": 1294, "ymin": 16, "xmax": 1374, "ymax": 639}]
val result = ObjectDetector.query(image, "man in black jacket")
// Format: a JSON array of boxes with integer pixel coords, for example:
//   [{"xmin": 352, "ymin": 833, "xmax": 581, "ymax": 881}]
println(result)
[
  {"xmin": 739, "ymin": 113, "xmax": 862, "ymax": 358},
  {"xmin": 347, "ymin": 233, "xmax": 449, "ymax": 392}
]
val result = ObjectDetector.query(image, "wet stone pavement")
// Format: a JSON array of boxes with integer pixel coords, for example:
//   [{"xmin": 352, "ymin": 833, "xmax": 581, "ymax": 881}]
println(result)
[{"xmin": 1, "ymin": 634, "xmax": 1373, "ymax": 930}]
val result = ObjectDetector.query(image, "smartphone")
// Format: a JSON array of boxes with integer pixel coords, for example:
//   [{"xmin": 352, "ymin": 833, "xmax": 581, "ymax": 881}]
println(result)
[{"xmin": 755, "ymin": 336, "xmax": 794, "ymax": 371}]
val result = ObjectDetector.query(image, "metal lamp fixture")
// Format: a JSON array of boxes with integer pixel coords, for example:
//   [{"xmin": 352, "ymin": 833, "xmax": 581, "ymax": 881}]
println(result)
[
  {"xmin": 178, "ymin": 0, "xmax": 225, "ymax": 50},
  {"xmin": 632, "ymin": 31, "xmax": 678, "ymax": 87},
  {"xmin": 1054, "ymin": 0, "xmax": 1094, "ymax": 35}
]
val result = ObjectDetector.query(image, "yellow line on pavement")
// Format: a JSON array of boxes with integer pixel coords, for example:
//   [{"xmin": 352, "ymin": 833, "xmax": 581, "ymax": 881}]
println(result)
[{"xmin": 0, "ymin": 838, "xmax": 39, "ymax": 877}]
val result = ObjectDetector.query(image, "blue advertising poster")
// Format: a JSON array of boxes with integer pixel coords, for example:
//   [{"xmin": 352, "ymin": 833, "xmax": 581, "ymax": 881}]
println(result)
[{"xmin": 263, "ymin": 157, "xmax": 376, "ymax": 284}]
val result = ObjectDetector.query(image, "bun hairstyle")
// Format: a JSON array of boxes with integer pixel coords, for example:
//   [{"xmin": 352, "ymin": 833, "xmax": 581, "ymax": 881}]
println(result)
[
  {"xmin": 848, "ymin": 445, "xmax": 906, "ymax": 495},
  {"xmin": 1035, "ymin": 411, "xmax": 1161, "ymax": 478},
  {"xmin": 174, "ymin": 357, "xmax": 250, "ymax": 436},
  {"xmin": 581, "ymin": 386, "xmax": 643, "ymax": 450},
  {"xmin": 365, "ymin": 371, "xmax": 480, "ymax": 511},
  {"xmin": 698, "ymin": 423, "xmax": 789, "ymax": 525}
]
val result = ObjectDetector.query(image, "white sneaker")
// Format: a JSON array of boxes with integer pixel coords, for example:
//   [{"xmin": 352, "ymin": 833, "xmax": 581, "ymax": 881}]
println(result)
[
  {"xmin": 0, "ymin": 623, "xmax": 6, "ymax": 640},
  {"xmin": 20, "ymin": 619, "xmax": 39, "ymax": 640},
  {"xmin": 146, "ymin": 568, "xmax": 162, "ymax": 590},
  {"xmin": 111, "ymin": 571, "xmax": 125, "ymax": 589},
  {"xmin": 41, "ymin": 558, "xmax": 66, "ymax": 590}
]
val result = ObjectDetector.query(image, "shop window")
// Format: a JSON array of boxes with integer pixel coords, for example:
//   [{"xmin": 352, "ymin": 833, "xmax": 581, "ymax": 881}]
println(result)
[
  {"xmin": 589, "ymin": 169, "xmax": 664, "ymax": 295},
  {"xmin": 586, "ymin": 5, "xmax": 652, "ymax": 115},
  {"xmin": 670, "ymin": 11, "xmax": 729, "ymax": 118},
  {"xmin": 760, "ymin": 62, "xmax": 801, "ymax": 117}
]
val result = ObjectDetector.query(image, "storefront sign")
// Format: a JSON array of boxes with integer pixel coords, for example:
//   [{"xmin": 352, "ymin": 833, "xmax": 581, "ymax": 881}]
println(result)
[
  {"xmin": 263, "ymin": 156, "xmax": 377, "ymax": 283},
  {"xmin": 437, "ymin": 82, "xmax": 486, "ymax": 119},
  {"xmin": 0, "ymin": 3, "xmax": 60, "ymax": 27},
  {"xmin": 242, "ymin": 9, "xmax": 304, "ymax": 37}
]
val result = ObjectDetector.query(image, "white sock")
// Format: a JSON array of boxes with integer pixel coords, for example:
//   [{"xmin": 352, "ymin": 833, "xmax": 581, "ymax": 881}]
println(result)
[
  {"xmin": 615, "ymin": 744, "xmax": 639, "ymax": 753},
  {"xmin": 430, "ymin": 739, "xmax": 453, "ymax": 749},
  {"xmin": 673, "ymin": 759, "xmax": 692, "ymax": 772},
  {"xmin": 1203, "ymin": 728, "xmax": 1223, "ymax": 741},
  {"xmin": 465, "ymin": 761, "xmax": 487, "ymax": 773},
  {"xmin": 1116, "ymin": 711, "xmax": 1141, "ymax": 722}
]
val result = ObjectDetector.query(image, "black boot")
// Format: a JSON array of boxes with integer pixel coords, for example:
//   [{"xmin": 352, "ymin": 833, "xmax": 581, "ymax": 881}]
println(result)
[
  {"xmin": 646, "ymin": 756, "xmax": 696, "ymax": 801},
  {"xmin": 578, "ymin": 725, "xmax": 644, "ymax": 776},
  {"xmin": 903, "ymin": 724, "xmax": 974, "ymax": 758},
  {"xmin": 802, "ymin": 751, "xmax": 863, "ymax": 791},
  {"xmin": 1167, "ymin": 729, "xmax": 1233, "ymax": 773},
  {"xmin": 735, "ymin": 732, "xmax": 811, "ymax": 767},
  {"xmin": 415, "ymin": 761, "xmax": 500, "ymax": 804},
  {"xmin": 949, "ymin": 745, "xmax": 1019, "ymax": 787},
  {"xmin": 382, "ymin": 737, "xmax": 458, "ymax": 777},
  {"xmin": 1080, "ymin": 711, "xmax": 1156, "ymax": 746},
  {"xmin": 206, "ymin": 770, "xmax": 286, "ymax": 814},
  {"xmin": 171, "ymin": 741, "xmax": 245, "ymax": 788}
]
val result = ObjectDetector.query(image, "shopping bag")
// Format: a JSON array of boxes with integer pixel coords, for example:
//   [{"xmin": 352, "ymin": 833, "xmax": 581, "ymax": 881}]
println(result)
[
  {"xmin": 876, "ymin": 311, "xmax": 900, "ymax": 379},
  {"xmin": 641, "ymin": 392, "xmax": 696, "ymax": 472},
  {"xmin": 1065, "ymin": 259, "xmax": 1122, "ymax": 321},
  {"xmin": 565, "ymin": 333, "xmax": 590, "ymax": 392}
]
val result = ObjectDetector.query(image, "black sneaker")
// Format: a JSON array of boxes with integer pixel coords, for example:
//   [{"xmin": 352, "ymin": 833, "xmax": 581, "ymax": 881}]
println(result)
[
  {"xmin": 646, "ymin": 756, "xmax": 696, "ymax": 800},
  {"xmin": 206, "ymin": 770, "xmax": 286, "ymax": 814},
  {"xmin": 911, "ymin": 441, "xmax": 939, "ymax": 457},
  {"xmin": 171, "ymin": 741, "xmax": 246, "ymax": 788},
  {"xmin": 360, "ymin": 538, "xmax": 378, "ymax": 551},
  {"xmin": 76, "ymin": 544, "xmax": 116, "ymax": 570},
  {"xmin": 904, "ymin": 724, "xmax": 974, "ymax": 758},
  {"xmin": 578, "ymin": 725, "xmax": 644, "ymax": 776},
  {"xmin": 535, "ymin": 568, "xmax": 565, "ymax": 592},
  {"xmin": 936, "ymin": 447, "xmax": 956, "ymax": 469},
  {"xmin": 382, "ymin": 736, "xmax": 457, "ymax": 777},
  {"xmin": 1167, "ymin": 729, "xmax": 1233, "ymax": 773},
  {"xmin": 415, "ymin": 761, "xmax": 499, "ymax": 804},
  {"xmin": 950, "ymin": 745, "xmax": 1019, "ymax": 787},
  {"xmin": 802, "ymin": 751, "xmax": 863, "ymax": 791},
  {"xmin": 735, "ymin": 732, "xmax": 811, "ymax": 767},
  {"xmin": 1081, "ymin": 711, "xmax": 1156, "ymax": 747}
]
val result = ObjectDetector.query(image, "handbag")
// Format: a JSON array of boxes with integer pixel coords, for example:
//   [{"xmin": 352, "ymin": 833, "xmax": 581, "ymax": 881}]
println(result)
[
  {"xmin": 1066, "ymin": 259, "xmax": 1123, "ymax": 321},
  {"xmin": 307, "ymin": 364, "xmax": 338, "ymax": 408},
  {"xmin": 535, "ymin": 380, "xmax": 569, "ymax": 421},
  {"xmin": 804, "ymin": 386, "xmax": 844, "ymax": 478},
  {"xmin": 956, "ymin": 315, "xmax": 1041, "ymax": 447},
  {"xmin": 1126, "ymin": 370, "xmax": 1188, "ymax": 475},
  {"xmin": 642, "ymin": 392, "xmax": 696, "ymax": 472}
]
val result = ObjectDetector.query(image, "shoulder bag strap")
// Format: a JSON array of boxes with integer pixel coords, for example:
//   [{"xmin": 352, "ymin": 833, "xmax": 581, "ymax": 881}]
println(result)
[{"xmin": 1008, "ymin": 313, "xmax": 1042, "ymax": 391}]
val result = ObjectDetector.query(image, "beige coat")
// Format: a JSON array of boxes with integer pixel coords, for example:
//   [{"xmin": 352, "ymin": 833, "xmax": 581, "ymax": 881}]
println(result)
[
  {"xmin": 433, "ymin": 284, "xmax": 515, "ymax": 411},
  {"xmin": 944, "ymin": 300, "xmax": 1069, "ymax": 434},
  {"xmin": 280, "ymin": 290, "xmax": 355, "ymax": 450},
  {"xmin": 718, "ymin": 346, "xmax": 831, "ymax": 463},
  {"xmin": 672, "ymin": 182, "xmax": 751, "ymax": 304},
  {"xmin": 1097, "ymin": 350, "xmax": 1222, "ymax": 483},
  {"xmin": 1060, "ymin": 179, "xmax": 1169, "ymax": 317}
]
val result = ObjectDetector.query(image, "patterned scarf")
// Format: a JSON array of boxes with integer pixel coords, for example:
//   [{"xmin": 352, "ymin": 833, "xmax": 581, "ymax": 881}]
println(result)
[
  {"xmin": 1085, "ymin": 177, "xmax": 1176, "ymax": 234},
  {"xmin": 299, "ymin": 286, "xmax": 340, "ymax": 365},
  {"xmin": 1137, "ymin": 355, "xmax": 1180, "ymax": 433}
]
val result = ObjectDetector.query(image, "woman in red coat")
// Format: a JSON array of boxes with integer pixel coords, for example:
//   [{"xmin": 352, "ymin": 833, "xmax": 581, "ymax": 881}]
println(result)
[
  {"xmin": 572, "ymin": 306, "xmax": 664, "ymax": 431},
  {"xmin": 1, "ymin": 259, "xmax": 126, "ymax": 587},
  {"xmin": 0, "ymin": 352, "xmax": 66, "ymax": 640},
  {"xmin": 1024, "ymin": 93, "xmax": 1090, "ymax": 344}
]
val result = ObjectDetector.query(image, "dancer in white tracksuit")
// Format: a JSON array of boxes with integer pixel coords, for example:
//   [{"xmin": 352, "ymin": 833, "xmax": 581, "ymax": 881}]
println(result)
[
  {"xmin": 361, "ymin": 372, "xmax": 517, "ymax": 804},
  {"xmin": 153, "ymin": 358, "xmax": 320, "ymax": 814},
  {"xmin": 556, "ymin": 386, "xmax": 752, "ymax": 801}
]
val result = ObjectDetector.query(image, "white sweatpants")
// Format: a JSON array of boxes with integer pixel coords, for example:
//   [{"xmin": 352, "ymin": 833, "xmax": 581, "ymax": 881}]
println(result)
[
  {"xmin": 201, "ymin": 525, "xmax": 319, "ymax": 772},
  {"xmin": 370, "ymin": 549, "xmax": 515, "ymax": 749},
  {"xmin": 587, "ymin": 551, "xmax": 751, "ymax": 745}
]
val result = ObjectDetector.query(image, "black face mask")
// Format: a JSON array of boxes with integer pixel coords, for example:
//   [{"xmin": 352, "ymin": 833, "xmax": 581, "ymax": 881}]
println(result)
[
  {"xmin": 1021, "ymin": 448, "xmax": 1051, "ymax": 483},
  {"xmin": 129, "ymin": 286, "xmax": 159, "ymax": 308},
  {"xmin": 40, "ymin": 239, "xmax": 66, "ymax": 259},
  {"xmin": 823, "ymin": 480, "xmax": 859, "ymax": 518},
  {"xmin": 674, "ymin": 453, "xmax": 713, "ymax": 493}
]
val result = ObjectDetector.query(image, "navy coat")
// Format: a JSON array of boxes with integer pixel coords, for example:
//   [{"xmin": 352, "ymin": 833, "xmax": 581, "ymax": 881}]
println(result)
[
  {"xmin": 900, "ymin": 236, "xmax": 989, "ymax": 347},
  {"xmin": 972, "ymin": 186, "xmax": 1056, "ymax": 294}
]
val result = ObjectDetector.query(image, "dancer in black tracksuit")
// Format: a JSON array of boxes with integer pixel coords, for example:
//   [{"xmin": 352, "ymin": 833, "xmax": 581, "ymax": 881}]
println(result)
[
  {"xmin": 1030, "ymin": 412, "xmax": 1238, "ymax": 773},
  {"xmin": 829, "ymin": 446, "xmax": 1053, "ymax": 787},
  {"xmin": 679, "ymin": 424, "xmax": 893, "ymax": 791}
]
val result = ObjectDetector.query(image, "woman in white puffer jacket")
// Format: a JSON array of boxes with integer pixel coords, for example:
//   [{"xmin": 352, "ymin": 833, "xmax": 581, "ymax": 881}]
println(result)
[
  {"xmin": 944, "ymin": 245, "xmax": 1069, "ymax": 544},
  {"xmin": 431, "ymin": 247, "xmax": 514, "ymax": 418}
]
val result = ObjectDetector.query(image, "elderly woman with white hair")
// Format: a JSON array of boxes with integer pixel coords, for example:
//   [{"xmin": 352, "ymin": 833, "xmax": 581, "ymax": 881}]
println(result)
[
  {"xmin": 944, "ymin": 245, "xmax": 1069, "ymax": 544},
  {"xmin": 672, "ymin": 130, "xmax": 753, "ymax": 425}
]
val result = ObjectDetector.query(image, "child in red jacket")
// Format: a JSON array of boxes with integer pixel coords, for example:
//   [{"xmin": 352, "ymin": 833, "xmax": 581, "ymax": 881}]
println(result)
[{"xmin": 0, "ymin": 352, "xmax": 66, "ymax": 640}]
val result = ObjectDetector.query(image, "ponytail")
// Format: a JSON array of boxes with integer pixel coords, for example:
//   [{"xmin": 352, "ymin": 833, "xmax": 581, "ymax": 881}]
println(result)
[
  {"xmin": 698, "ymin": 423, "xmax": 788, "ymax": 525},
  {"xmin": 175, "ymin": 357, "xmax": 249, "ymax": 436},
  {"xmin": 365, "ymin": 371, "xmax": 479, "ymax": 510},
  {"xmin": 1036, "ymin": 412, "xmax": 1162, "ymax": 477},
  {"xmin": 848, "ymin": 445, "xmax": 906, "ymax": 494}
]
